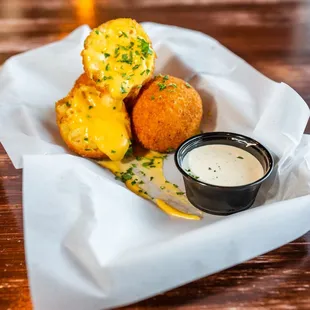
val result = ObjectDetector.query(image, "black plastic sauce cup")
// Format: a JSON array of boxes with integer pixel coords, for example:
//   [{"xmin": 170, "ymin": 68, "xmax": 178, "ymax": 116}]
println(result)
[{"xmin": 175, "ymin": 132, "xmax": 274, "ymax": 216}]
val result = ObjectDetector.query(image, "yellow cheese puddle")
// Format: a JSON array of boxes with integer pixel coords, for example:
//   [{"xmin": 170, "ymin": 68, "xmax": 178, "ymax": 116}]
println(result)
[
  {"xmin": 66, "ymin": 83, "xmax": 131, "ymax": 161},
  {"xmin": 97, "ymin": 148, "xmax": 202, "ymax": 220}
]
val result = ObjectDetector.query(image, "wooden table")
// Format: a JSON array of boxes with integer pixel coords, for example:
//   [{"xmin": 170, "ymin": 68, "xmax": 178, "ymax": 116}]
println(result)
[{"xmin": 0, "ymin": 0, "xmax": 309, "ymax": 309}]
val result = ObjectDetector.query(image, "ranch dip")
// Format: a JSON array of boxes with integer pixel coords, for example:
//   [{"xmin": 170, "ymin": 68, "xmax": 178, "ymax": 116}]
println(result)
[{"xmin": 183, "ymin": 144, "xmax": 265, "ymax": 187}]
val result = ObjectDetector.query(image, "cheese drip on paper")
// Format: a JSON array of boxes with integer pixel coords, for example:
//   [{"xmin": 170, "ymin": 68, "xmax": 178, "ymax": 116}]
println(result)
[{"xmin": 97, "ymin": 150, "xmax": 202, "ymax": 220}]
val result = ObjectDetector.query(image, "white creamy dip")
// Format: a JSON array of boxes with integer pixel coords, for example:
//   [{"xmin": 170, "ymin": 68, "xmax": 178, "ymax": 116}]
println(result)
[{"xmin": 183, "ymin": 144, "xmax": 265, "ymax": 187}]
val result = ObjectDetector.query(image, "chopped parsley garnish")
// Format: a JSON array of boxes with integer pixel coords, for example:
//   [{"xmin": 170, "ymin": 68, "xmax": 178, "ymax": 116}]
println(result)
[
  {"xmin": 119, "ymin": 53, "xmax": 133, "ymax": 65},
  {"xmin": 119, "ymin": 42, "xmax": 134, "ymax": 51},
  {"xmin": 113, "ymin": 106, "xmax": 116, "ymax": 110},
  {"xmin": 84, "ymin": 137, "xmax": 88, "ymax": 141},
  {"xmin": 173, "ymin": 184, "xmax": 179, "ymax": 188},
  {"xmin": 185, "ymin": 82, "xmax": 191, "ymax": 88},
  {"xmin": 150, "ymin": 176, "xmax": 154, "ymax": 181},
  {"xmin": 114, "ymin": 47, "xmax": 120, "ymax": 57},
  {"xmin": 119, "ymin": 31, "xmax": 128, "ymax": 38},
  {"xmin": 188, "ymin": 172, "xmax": 199, "ymax": 180},
  {"xmin": 208, "ymin": 167, "xmax": 212, "ymax": 170},
  {"xmin": 95, "ymin": 30, "xmax": 100, "ymax": 35},
  {"xmin": 151, "ymin": 95, "xmax": 155, "ymax": 100},
  {"xmin": 111, "ymin": 150, "xmax": 116, "ymax": 154},
  {"xmin": 237, "ymin": 156, "xmax": 244, "ymax": 159},
  {"xmin": 160, "ymin": 186, "xmax": 165, "ymax": 190},
  {"xmin": 185, "ymin": 169, "xmax": 191, "ymax": 172},
  {"xmin": 65, "ymin": 102, "xmax": 71, "ymax": 107},
  {"xmin": 118, "ymin": 167, "xmax": 134, "ymax": 182},
  {"xmin": 176, "ymin": 192, "xmax": 185, "ymax": 195},
  {"xmin": 105, "ymin": 34, "xmax": 109, "ymax": 39},
  {"xmin": 137, "ymin": 37, "xmax": 153, "ymax": 58},
  {"xmin": 142, "ymin": 158, "xmax": 155, "ymax": 168},
  {"xmin": 140, "ymin": 171, "xmax": 146, "ymax": 176},
  {"xmin": 166, "ymin": 147, "xmax": 175, "ymax": 153},
  {"xmin": 131, "ymin": 163, "xmax": 137, "ymax": 168},
  {"xmin": 140, "ymin": 70, "xmax": 145, "ymax": 75},
  {"xmin": 120, "ymin": 83, "xmax": 127, "ymax": 94},
  {"xmin": 88, "ymin": 105, "xmax": 93, "ymax": 109},
  {"xmin": 168, "ymin": 83, "xmax": 177, "ymax": 88},
  {"xmin": 163, "ymin": 75, "xmax": 169, "ymax": 81},
  {"xmin": 132, "ymin": 64, "xmax": 140, "ymax": 70},
  {"xmin": 105, "ymin": 63, "xmax": 110, "ymax": 71},
  {"xmin": 103, "ymin": 52, "xmax": 110, "ymax": 58},
  {"xmin": 136, "ymin": 156, "xmax": 142, "ymax": 161},
  {"xmin": 103, "ymin": 76, "xmax": 113, "ymax": 80},
  {"xmin": 138, "ymin": 180, "xmax": 144, "ymax": 185},
  {"xmin": 146, "ymin": 69, "xmax": 151, "ymax": 75},
  {"xmin": 158, "ymin": 83, "xmax": 166, "ymax": 91},
  {"xmin": 131, "ymin": 180, "xmax": 137, "ymax": 186},
  {"xmin": 125, "ymin": 145, "xmax": 133, "ymax": 157},
  {"xmin": 135, "ymin": 50, "xmax": 140, "ymax": 55}
]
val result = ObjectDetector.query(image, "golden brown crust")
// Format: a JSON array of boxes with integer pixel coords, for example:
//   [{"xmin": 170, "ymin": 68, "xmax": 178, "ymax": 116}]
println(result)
[{"xmin": 132, "ymin": 75, "xmax": 203, "ymax": 153}]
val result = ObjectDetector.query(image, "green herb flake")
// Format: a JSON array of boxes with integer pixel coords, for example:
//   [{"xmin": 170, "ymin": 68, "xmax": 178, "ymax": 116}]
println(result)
[
  {"xmin": 138, "ymin": 180, "xmax": 144, "ymax": 185},
  {"xmin": 120, "ymin": 83, "xmax": 127, "ymax": 94},
  {"xmin": 158, "ymin": 83, "xmax": 166, "ymax": 91},
  {"xmin": 111, "ymin": 150, "xmax": 116, "ymax": 154},
  {"xmin": 85, "ymin": 148, "xmax": 91, "ymax": 151},
  {"xmin": 104, "ymin": 52, "xmax": 110, "ymax": 58},
  {"xmin": 84, "ymin": 137, "xmax": 88, "ymax": 141},
  {"xmin": 136, "ymin": 156, "xmax": 142, "ymax": 161},
  {"xmin": 150, "ymin": 176, "xmax": 154, "ymax": 181},
  {"xmin": 114, "ymin": 47, "xmax": 120, "ymax": 57},
  {"xmin": 131, "ymin": 180, "xmax": 137, "ymax": 186},
  {"xmin": 132, "ymin": 64, "xmax": 140, "ymax": 70},
  {"xmin": 151, "ymin": 95, "xmax": 155, "ymax": 100},
  {"xmin": 163, "ymin": 75, "xmax": 169, "ymax": 81},
  {"xmin": 95, "ymin": 30, "xmax": 100, "ymax": 35},
  {"xmin": 131, "ymin": 163, "xmax": 137, "ymax": 168},
  {"xmin": 168, "ymin": 83, "xmax": 177, "ymax": 88},
  {"xmin": 146, "ymin": 69, "xmax": 151, "ymax": 75},
  {"xmin": 88, "ymin": 105, "xmax": 93, "ymax": 110},
  {"xmin": 166, "ymin": 147, "xmax": 175, "ymax": 153},
  {"xmin": 137, "ymin": 37, "xmax": 153, "ymax": 58},
  {"xmin": 185, "ymin": 82, "xmax": 191, "ymax": 88},
  {"xmin": 120, "ymin": 167, "xmax": 134, "ymax": 182},
  {"xmin": 140, "ymin": 171, "xmax": 146, "ymax": 176},
  {"xmin": 65, "ymin": 102, "xmax": 71, "ymax": 107},
  {"xmin": 119, "ymin": 31, "xmax": 128, "ymax": 38},
  {"xmin": 176, "ymin": 192, "xmax": 185, "ymax": 195},
  {"xmin": 160, "ymin": 186, "xmax": 165, "ymax": 190},
  {"xmin": 140, "ymin": 70, "xmax": 146, "ymax": 76},
  {"xmin": 237, "ymin": 156, "xmax": 244, "ymax": 159},
  {"xmin": 105, "ymin": 63, "xmax": 110, "ymax": 71},
  {"xmin": 105, "ymin": 34, "xmax": 109, "ymax": 39},
  {"xmin": 125, "ymin": 145, "xmax": 133, "ymax": 157},
  {"xmin": 173, "ymin": 184, "xmax": 179, "ymax": 188}
]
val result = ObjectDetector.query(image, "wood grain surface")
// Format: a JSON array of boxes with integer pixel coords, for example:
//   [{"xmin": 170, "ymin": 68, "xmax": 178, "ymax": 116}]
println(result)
[{"xmin": 0, "ymin": 0, "xmax": 309, "ymax": 309}]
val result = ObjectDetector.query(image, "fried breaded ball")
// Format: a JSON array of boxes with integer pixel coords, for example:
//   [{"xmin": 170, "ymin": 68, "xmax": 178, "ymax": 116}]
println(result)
[
  {"xmin": 55, "ymin": 73, "xmax": 132, "ymax": 161},
  {"xmin": 132, "ymin": 75, "xmax": 203, "ymax": 153},
  {"xmin": 82, "ymin": 18, "xmax": 156, "ymax": 100}
]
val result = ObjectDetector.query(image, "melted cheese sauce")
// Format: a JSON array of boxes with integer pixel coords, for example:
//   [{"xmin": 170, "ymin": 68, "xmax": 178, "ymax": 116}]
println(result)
[
  {"xmin": 65, "ymin": 84, "xmax": 131, "ymax": 161},
  {"xmin": 82, "ymin": 18, "xmax": 155, "ymax": 99},
  {"xmin": 97, "ymin": 149, "xmax": 202, "ymax": 220},
  {"xmin": 184, "ymin": 144, "xmax": 264, "ymax": 187}
]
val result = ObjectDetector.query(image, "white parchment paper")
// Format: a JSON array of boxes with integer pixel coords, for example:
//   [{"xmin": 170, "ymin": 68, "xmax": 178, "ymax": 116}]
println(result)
[{"xmin": 0, "ymin": 23, "xmax": 310, "ymax": 310}]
